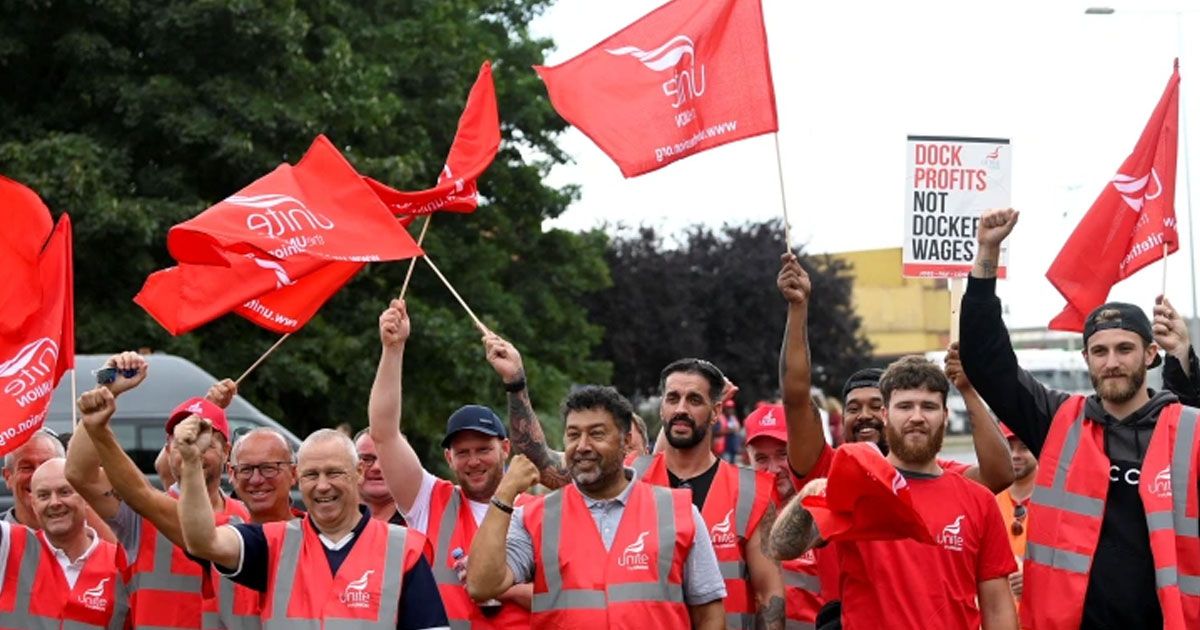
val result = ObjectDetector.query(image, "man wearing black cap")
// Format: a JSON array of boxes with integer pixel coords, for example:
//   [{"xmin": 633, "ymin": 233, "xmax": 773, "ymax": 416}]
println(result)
[
  {"xmin": 366, "ymin": 299, "xmax": 531, "ymax": 628},
  {"xmin": 961, "ymin": 208, "xmax": 1200, "ymax": 630}
]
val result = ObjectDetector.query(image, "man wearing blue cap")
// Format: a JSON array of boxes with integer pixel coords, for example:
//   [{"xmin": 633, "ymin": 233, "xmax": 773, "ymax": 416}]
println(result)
[{"xmin": 366, "ymin": 299, "xmax": 531, "ymax": 629}]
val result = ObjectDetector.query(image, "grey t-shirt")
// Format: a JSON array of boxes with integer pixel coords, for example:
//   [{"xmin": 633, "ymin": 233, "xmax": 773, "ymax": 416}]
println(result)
[{"xmin": 505, "ymin": 474, "xmax": 726, "ymax": 606}]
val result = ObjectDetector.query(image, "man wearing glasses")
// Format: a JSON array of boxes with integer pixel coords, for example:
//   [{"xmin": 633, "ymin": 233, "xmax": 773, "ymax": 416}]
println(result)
[{"xmin": 229, "ymin": 427, "xmax": 300, "ymax": 523}]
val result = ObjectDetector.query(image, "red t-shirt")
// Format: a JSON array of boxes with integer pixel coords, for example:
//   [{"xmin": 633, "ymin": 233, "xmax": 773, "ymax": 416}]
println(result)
[{"xmin": 836, "ymin": 472, "xmax": 1016, "ymax": 630}]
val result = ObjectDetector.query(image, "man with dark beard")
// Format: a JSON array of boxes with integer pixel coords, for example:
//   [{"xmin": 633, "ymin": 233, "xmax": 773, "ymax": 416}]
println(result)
[
  {"xmin": 489, "ymin": 335, "xmax": 786, "ymax": 629},
  {"xmin": 466, "ymin": 385, "xmax": 727, "ymax": 629},
  {"xmin": 771, "ymin": 356, "xmax": 1019, "ymax": 630},
  {"xmin": 367, "ymin": 299, "xmax": 531, "ymax": 628},
  {"xmin": 960, "ymin": 208, "xmax": 1200, "ymax": 630}
]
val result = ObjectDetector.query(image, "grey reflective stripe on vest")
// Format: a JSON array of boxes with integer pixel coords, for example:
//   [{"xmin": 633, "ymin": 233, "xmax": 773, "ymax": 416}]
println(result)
[
  {"xmin": 431, "ymin": 491, "xmax": 462, "ymax": 585},
  {"xmin": 1029, "ymin": 408, "xmax": 1105, "ymax": 519},
  {"xmin": 783, "ymin": 569, "xmax": 820, "ymax": 593},
  {"xmin": 0, "ymin": 530, "xmax": 64, "ymax": 629},
  {"xmin": 265, "ymin": 520, "xmax": 406, "ymax": 629},
  {"xmin": 785, "ymin": 621, "xmax": 817, "ymax": 630},
  {"xmin": 128, "ymin": 528, "xmax": 204, "ymax": 595},
  {"xmin": 1150, "ymin": 406, "xmax": 1200, "ymax": 596},
  {"xmin": 214, "ymin": 514, "xmax": 261, "ymax": 630},
  {"xmin": 631, "ymin": 455, "xmax": 654, "ymax": 478},
  {"xmin": 720, "ymin": 466, "xmax": 757, "ymax": 599},
  {"xmin": 532, "ymin": 485, "xmax": 683, "ymax": 613}
]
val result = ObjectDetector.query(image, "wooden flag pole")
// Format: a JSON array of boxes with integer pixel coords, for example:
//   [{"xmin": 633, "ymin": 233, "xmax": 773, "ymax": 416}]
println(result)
[
  {"xmin": 237, "ymin": 333, "xmax": 291, "ymax": 385},
  {"xmin": 399, "ymin": 216, "xmax": 433, "ymax": 300},
  {"xmin": 949, "ymin": 278, "xmax": 965, "ymax": 344},
  {"xmin": 70, "ymin": 369, "xmax": 77, "ymax": 426},
  {"xmin": 1163, "ymin": 242, "xmax": 1170, "ymax": 297},
  {"xmin": 773, "ymin": 132, "xmax": 795, "ymax": 254},
  {"xmin": 422, "ymin": 255, "xmax": 486, "ymax": 333}
]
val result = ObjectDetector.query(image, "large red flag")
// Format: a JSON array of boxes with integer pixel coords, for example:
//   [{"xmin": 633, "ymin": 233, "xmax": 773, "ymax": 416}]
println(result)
[
  {"xmin": 0, "ymin": 214, "xmax": 73, "ymax": 455},
  {"xmin": 367, "ymin": 61, "xmax": 501, "ymax": 217},
  {"xmin": 1047, "ymin": 62, "xmax": 1180, "ymax": 331},
  {"xmin": 0, "ymin": 176, "xmax": 55, "ymax": 334},
  {"xmin": 136, "ymin": 136, "xmax": 423, "ymax": 335},
  {"xmin": 535, "ymin": 0, "xmax": 777, "ymax": 177}
]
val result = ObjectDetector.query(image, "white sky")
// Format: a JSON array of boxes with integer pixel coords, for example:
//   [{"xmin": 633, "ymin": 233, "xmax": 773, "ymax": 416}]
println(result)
[{"xmin": 531, "ymin": 0, "xmax": 1200, "ymax": 329}]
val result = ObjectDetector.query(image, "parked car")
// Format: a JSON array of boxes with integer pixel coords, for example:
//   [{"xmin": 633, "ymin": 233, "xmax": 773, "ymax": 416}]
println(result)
[{"xmin": 0, "ymin": 353, "xmax": 301, "ymax": 512}]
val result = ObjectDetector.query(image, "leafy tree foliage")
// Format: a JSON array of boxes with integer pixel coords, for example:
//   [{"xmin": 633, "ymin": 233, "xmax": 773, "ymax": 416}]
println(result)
[
  {"xmin": 592, "ymin": 220, "xmax": 873, "ymax": 421},
  {"xmin": 0, "ymin": 0, "xmax": 607, "ymax": 469}
]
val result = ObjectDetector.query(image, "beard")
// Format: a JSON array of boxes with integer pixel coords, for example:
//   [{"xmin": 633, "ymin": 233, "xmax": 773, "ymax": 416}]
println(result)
[
  {"xmin": 1090, "ymin": 363, "xmax": 1147, "ymax": 405},
  {"xmin": 459, "ymin": 464, "xmax": 504, "ymax": 503},
  {"xmin": 1013, "ymin": 459, "xmax": 1037, "ymax": 481},
  {"xmin": 569, "ymin": 451, "xmax": 621, "ymax": 492},
  {"xmin": 885, "ymin": 421, "xmax": 945, "ymax": 466},
  {"xmin": 664, "ymin": 415, "xmax": 708, "ymax": 449}
]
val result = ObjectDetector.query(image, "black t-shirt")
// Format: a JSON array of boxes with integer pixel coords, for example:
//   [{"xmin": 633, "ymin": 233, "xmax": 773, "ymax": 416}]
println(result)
[{"xmin": 667, "ymin": 459, "xmax": 722, "ymax": 509}]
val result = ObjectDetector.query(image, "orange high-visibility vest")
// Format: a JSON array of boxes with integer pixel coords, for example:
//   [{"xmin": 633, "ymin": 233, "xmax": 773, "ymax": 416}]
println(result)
[
  {"xmin": 632, "ymin": 453, "xmax": 775, "ymax": 630},
  {"xmin": 1022, "ymin": 396, "xmax": 1200, "ymax": 629},
  {"xmin": 523, "ymin": 481, "xmax": 694, "ymax": 629}
]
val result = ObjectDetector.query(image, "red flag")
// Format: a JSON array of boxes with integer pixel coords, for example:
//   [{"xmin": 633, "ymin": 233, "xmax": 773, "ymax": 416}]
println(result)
[
  {"xmin": 0, "ymin": 176, "xmax": 55, "ymax": 334},
  {"xmin": 535, "ymin": 0, "xmax": 777, "ymax": 177},
  {"xmin": 136, "ymin": 136, "xmax": 422, "ymax": 335},
  {"xmin": 1047, "ymin": 63, "xmax": 1180, "ymax": 331},
  {"xmin": 0, "ymin": 214, "xmax": 73, "ymax": 455},
  {"xmin": 367, "ymin": 61, "xmax": 501, "ymax": 216}
]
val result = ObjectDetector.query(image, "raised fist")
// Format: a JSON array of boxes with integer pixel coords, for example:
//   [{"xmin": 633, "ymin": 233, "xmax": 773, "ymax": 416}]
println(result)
[
  {"xmin": 977, "ymin": 208, "xmax": 1019, "ymax": 247},
  {"xmin": 379, "ymin": 299, "xmax": 411, "ymax": 349},
  {"xmin": 77, "ymin": 387, "xmax": 117, "ymax": 431},
  {"xmin": 777, "ymin": 253, "xmax": 811, "ymax": 306}
]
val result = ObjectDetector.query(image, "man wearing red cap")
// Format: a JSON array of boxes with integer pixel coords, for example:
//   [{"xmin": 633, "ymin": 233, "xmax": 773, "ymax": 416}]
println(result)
[
  {"xmin": 744, "ymin": 403, "xmax": 829, "ymax": 628},
  {"xmin": 66, "ymin": 350, "xmax": 251, "ymax": 629},
  {"xmin": 772, "ymin": 356, "xmax": 1018, "ymax": 630}
]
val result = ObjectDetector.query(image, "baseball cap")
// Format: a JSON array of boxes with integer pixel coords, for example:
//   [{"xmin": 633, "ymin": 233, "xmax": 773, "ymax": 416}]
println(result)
[
  {"xmin": 166, "ymin": 397, "xmax": 231, "ymax": 441},
  {"xmin": 441, "ymin": 405, "xmax": 507, "ymax": 448},
  {"xmin": 743, "ymin": 404, "xmax": 787, "ymax": 446},
  {"xmin": 1083, "ymin": 302, "xmax": 1162, "ymax": 368},
  {"xmin": 800, "ymin": 442, "xmax": 933, "ymax": 545},
  {"xmin": 842, "ymin": 368, "xmax": 884, "ymax": 400}
]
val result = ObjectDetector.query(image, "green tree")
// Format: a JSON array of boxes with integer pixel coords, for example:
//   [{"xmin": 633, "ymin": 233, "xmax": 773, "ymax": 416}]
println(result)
[
  {"xmin": 0, "ymin": 0, "xmax": 608, "ymax": 471},
  {"xmin": 593, "ymin": 219, "xmax": 873, "ymax": 419}
]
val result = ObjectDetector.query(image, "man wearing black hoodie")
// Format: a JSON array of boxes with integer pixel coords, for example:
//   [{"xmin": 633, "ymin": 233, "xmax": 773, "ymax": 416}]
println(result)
[{"xmin": 960, "ymin": 208, "xmax": 1200, "ymax": 630}]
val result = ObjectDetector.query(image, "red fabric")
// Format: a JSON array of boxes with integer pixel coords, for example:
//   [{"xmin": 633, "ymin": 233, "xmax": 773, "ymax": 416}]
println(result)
[
  {"xmin": 535, "ymin": 0, "xmax": 777, "ymax": 177},
  {"xmin": 743, "ymin": 404, "xmax": 787, "ymax": 444},
  {"xmin": 523, "ymin": 482, "xmax": 693, "ymax": 629},
  {"xmin": 800, "ymin": 443, "xmax": 933, "ymax": 545},
  {"xmin": 0, "ymin": 176, "xmax": 54, "ymax": 335},
  {"xmin": 368, "ymin": 61, "xmax": 500, "ymax": 217},
  {"xmin": 30, "ymin": 530, "xmax": 128, "ymax": 626},
  {"xmin": 166, "ymin": 396, "xmax": 230, "ymax": 441},
  {"xmin": 836, "ymin": 472, "xmax": 1017, "ymax": 630},
  {"xmin": 1047, "ymin": 62, "xmax": 1180, "ymax": 331},
  {"xmin": 261, "ymin": 517, "xmax": 425, "ymax": 624},
  {"xmin": 135, "ymin": 135, "xmax": 422, "ymax": 335},
  {"xmin": 782, "ymin": 551, "xmax": 823, "ymax": 626},
  {"xmin": 0, "ymin": 214, "xmax": 73, "ymax": 457}
]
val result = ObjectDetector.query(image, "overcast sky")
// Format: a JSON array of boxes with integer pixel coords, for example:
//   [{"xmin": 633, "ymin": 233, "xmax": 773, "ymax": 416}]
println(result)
[{"xmin": 530, "ymin": 0, "xmax": 1200, "ymax": 330}]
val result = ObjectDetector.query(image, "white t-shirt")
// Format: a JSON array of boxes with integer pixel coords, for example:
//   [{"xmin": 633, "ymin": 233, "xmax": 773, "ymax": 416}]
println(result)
[{"xmin": 402, "ymin": 469, "xmax": 490, "ymax": 535}]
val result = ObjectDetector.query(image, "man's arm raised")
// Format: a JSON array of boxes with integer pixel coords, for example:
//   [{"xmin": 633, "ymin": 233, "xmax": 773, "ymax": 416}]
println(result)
[
  {"xmin": 777, "ymin": 253, "xmax": 823, "ymax": 478},
  {"xmin": 65, "ymin": 351, "xmax": 148, "ymax": 519},
  {"xmin": 367, "ymin": 299, "xmax": 426, "ymax": 513},
  {"xmin": 174, "ymin": 417, "xmax": 242, "ymax": 569},
  {"xmin": 483, "ymin": 333, "xmax": 571, "ymax": 490},
  {"xmin": 945, "ymin": 343, "xmax": 1013, "ymax": 493},
  {"xmin": 768, "ymin": 479, "xmax": 826, "ymax": 561},
  {"xmin": 466, "ymin": 454, "xmax": 540, "ymax": 601}
]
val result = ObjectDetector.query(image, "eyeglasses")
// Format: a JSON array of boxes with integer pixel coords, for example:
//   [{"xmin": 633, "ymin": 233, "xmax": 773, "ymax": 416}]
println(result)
[
  {"xmin": 359, "ymin": 454, "xmax": 378, "ymax": 467},
  {"xmin": 232, "ymin": 462, "xmax": 291, "ymax": 480},
  {"xmin": 1010, "ymin": 504, "xmax": 1027, "ymax": 536}
]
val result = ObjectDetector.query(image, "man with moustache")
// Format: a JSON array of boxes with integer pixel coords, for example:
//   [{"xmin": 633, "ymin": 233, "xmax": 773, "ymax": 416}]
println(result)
[
  {"xmin": 353, "ymin": 430, "xmax": 405, "ymax": 525},
  {"xmin": 490, "ymin": 337, "xmax": 785, "ymax": 629},
  {"xmin": 771, "ymin": 356, "xmax": 1019, "ymax": 630},
  {"xmin": 0, "ymin": 457, "xmax": 129, "ymax": 627},
  {"xmin": 961, "ymin": 208, "xmax": 1200, "ymax": 630},
  {"xmin": 368, "ymin": 299, "xmax": 530, "ymax": 628},
  {"xmin": 466, "ymin": 385, "xmax": 727, "ymax": 629}
]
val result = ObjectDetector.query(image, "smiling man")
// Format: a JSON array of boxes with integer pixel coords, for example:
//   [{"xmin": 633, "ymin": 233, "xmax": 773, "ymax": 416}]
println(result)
[{"xmin": 961, "ymin": 208, "xmax": 1200, "ymax": 630}]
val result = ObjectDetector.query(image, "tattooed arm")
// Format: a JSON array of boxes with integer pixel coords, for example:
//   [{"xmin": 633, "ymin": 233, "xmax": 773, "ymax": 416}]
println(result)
[
  {"xmin": 483, "ymin": 332, "xmax": 572, "ymax": 490},
  {"xmin": 748, "ymin": 500, "xmax": 785, "ymax": 630},
  {"xmin": 768, "ymin": 479, "xmax": 826, "ymax": 561}
]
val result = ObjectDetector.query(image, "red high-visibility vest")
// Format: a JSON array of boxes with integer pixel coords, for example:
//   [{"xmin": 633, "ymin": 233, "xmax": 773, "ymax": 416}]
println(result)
[
  {"xmin": 424, "ymin": 479, "xmax": 530, "ymax": 629},
  {"xmin": 1022, "ymin": 396, "xmax": 1200, "ymax": 630},
  {"xmin": 782, "ymin": 551, "xmax": 822, "ymax": 628},
  {"xmin": 523, "ymin": 481, "xmax": 694, "ymax": 629},
  {"xmin": 631, "ymin": 453, "xmax": 776, "ymax": 629},
  {"xmin": 127, "ymin": 493, "xmax": 250, "ymax": 628},
  {"xmin": 0, "ymin": 521, "xmax": 129, "ymax": 629},
  {"xmin": 260, "ymin": 516, "xmax": 425, "ymax": 628}
]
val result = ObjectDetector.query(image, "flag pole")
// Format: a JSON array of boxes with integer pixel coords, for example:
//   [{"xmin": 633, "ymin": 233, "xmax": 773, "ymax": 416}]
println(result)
[
  {"xmin": 399, "ymin": 216, "xmax": 433, "ymax": 300},
  {"xmin": 70, "ymin": 369, "xmax": 77, "ymax": 426},
  {"xmin": 422, "ymin": 255, "xmax": 486, "ymax": 333},
  {"xmin": 772, "ymin": 132, "xmax": 795, "ymax": 254},
  {"xmin": 237, "ymin": 333, "xmax": 291, "ymax": 385},
  {"xmin": 1163, "ymin": 243, "xmax": 1170, "ymax": 297}
]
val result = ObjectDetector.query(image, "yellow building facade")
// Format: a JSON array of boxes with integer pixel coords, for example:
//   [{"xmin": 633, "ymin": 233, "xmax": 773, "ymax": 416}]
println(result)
[{"xmin": 834, "ymin": 247, "xmax": 950, "ymax": 358}]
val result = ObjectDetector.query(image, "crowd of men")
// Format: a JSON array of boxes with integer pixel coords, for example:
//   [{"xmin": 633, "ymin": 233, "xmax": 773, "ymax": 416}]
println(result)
[{"xmin": 0, "ymin": 207, "xmax": 1196, "ymax": 628}]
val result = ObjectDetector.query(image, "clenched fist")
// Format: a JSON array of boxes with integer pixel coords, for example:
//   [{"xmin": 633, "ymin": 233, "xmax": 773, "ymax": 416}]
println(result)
[
  {"xmin": 77, "ymin": 387, "xmax": 117, "ymax": 432},
  {"xmin": 102, "ymin": 352, "xmax": 148, "ymax": 397},
  {"xmin": 173, "ymin": 415, "xmax": 214, "ymax": 463},
  {"xmin": 483, "ymin": 332, "xmax": 524, "ymax": 385},
  {"xmin": 205, "ymin": 379, "xmax": 237, "ymax": 409},
  {"xmin": 497, "ymin": 455, "xmax": 540, "ymax": 503},
  {"xmin": 379, "ymin": 299, "xmax": 411, "ymax": 349},
  {"xmin": 777, "ymin": 253, "xmax": 811, "ymax": 307},
  {"xmin": 977, "ymin": 208, "xmax": 1019, "ymax": 247}
]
